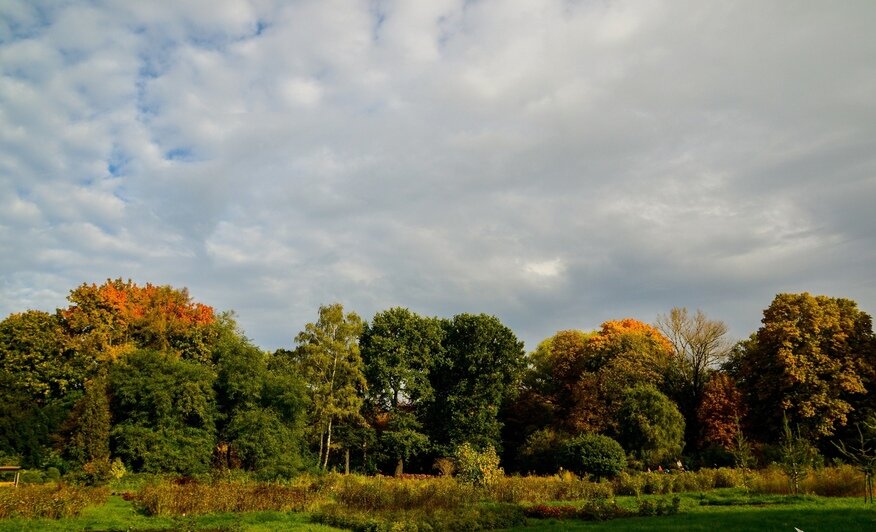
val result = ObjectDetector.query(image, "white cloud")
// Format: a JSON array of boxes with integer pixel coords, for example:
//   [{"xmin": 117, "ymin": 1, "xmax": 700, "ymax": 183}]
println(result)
[{"xmin": 1, "ymin": 0, "xmax": 875, "ymax": 350}]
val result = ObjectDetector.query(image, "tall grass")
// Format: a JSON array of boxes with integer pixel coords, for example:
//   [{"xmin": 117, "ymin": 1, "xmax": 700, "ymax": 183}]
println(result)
[
  {"xmin": 134, "ymin": 479, "xmax": 313, "ymax": 516},
  {"xmin": 333, "ymin": 474, "xmax": 478, "ymax": 511},
  {"xmin": 488, "ymin": 474, "xmax": 614, "ymax": 503},
  {"xmin": 750, "ymin": 464, "xmax": 864, "ymax": 497},
  {"xmin": 0, "ymin": 484, "xmax": 108, "ymax": 519}
]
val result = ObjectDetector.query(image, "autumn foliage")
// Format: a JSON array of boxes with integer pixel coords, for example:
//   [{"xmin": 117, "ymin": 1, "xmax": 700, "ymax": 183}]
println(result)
[
  {"xmin": 697, "ymin": 373, "xmax": 745, "ymax": 449},
  {"xmin": 60, "ymin": 279, "xmax": 216, "ymax": 361}
]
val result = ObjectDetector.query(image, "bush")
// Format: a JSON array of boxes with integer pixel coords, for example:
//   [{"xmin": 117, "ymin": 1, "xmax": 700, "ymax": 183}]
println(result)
[
  {"xmin": 455, "ymin": 443, "xmax": 503, "ymax": 487},
  {"xmin": 0, "ymin": 484, "xmax": 108, "ymax": 519},
  {"xmin": 561, "ymin": 433, "xmax": 626, "ymax": 480}
]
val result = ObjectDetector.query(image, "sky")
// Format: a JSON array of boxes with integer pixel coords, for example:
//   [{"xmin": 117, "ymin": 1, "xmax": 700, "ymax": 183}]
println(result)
[{"xmin": 2, "ymin": 0, "xmax": 875, "ymax": 352}]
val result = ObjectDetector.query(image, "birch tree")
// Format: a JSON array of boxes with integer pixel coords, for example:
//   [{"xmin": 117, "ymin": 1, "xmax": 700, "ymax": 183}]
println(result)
[{"xmin": 293, "ymin": 303, "xmax": 365, "ymax": 470}]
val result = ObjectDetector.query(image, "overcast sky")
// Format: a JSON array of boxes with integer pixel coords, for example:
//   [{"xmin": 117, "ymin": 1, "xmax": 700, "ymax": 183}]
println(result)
[{"xmin": 2, "ymin": 0, "xmax": 875, "ymax": 351}]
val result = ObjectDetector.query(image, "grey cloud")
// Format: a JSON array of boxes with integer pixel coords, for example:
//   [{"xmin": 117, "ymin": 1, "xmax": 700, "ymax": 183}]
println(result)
[{"xmin": 1, "ymin": 0, "xmax": 875, "ymax": 353}]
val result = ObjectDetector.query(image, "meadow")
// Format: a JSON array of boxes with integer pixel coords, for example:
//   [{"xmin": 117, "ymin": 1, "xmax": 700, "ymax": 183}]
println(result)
[{"xmin": 1, "ymin": 466, "xmax": 875, "ymax": 531}]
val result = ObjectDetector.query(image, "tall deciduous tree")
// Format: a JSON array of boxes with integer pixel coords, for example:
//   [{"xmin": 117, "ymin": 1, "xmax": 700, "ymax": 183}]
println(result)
[
  {"xmin": 697, "ymin": 372, "xmax": 745, "ymax": 450},
  {"xmin": 109, "ymin": 349, "xmax": 217, "ymax": 474},
  {"xmin": 736, "ymin": 293, "xmax": 875, "ymax": 442},
  {"xmin": 656, "ymin": 308, "xmax": 731, "ymax": 449},
  {"xmin": 360, "ymin": 307, "xmax": 442, "ymax": 474},
  {"xmin": 214, "ymin": 317, "xmax": 308, "ymax": 476},
  {"xmin": 426, "ymin": 313, "xmax": 525, "ymax": 454},
  {"xmin": 292, "ymin": 303, "xmax": 365, "ymax": 470}
]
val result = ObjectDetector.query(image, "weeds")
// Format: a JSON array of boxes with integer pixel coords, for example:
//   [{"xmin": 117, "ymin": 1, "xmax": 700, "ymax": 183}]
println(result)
[
  {"xmin": 134, "ymin": 480, "xmax": 313, "ymax": 516},
  {"xmin": 0, "ymin": 483, "xmax": 108, "ymax": 519}
]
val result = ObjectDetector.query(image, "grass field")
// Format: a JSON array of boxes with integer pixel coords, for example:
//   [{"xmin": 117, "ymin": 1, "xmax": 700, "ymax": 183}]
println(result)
[
  {"xmin": 513, "ymin": 491, "xmax": 876, "ymax": 531},
  {"xmin": 1, "ymin": 489, "xmax": 875, "ymax": 531},
  {"xmin": 0, "ymin": 495, "xmax": 341, "ymax": 532}
]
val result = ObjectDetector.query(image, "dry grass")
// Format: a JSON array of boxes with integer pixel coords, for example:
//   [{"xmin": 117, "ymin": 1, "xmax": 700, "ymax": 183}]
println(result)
[
  {"xmin": 0, "ymin": 484, "xmax": 108, "ymax": 519},
  {"xmin": 134, "ymin": 479, "xmax": 313, "ymax": 516}
]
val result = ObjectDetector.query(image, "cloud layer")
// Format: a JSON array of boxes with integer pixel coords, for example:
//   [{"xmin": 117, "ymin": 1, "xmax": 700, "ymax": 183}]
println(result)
[{"xmin": 2, "ymin": 0, "xmax": 875, "ymax": 350}]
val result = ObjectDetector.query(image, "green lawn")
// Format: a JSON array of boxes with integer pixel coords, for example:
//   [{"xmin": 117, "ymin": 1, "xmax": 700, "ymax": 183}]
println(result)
[
  {"xmin": 514, "ymin": 492, "xmax": 876, "ymax": 531},
  {"xmin": 2, "ymin": 490, "xmax": 875, "ymax": 531}
]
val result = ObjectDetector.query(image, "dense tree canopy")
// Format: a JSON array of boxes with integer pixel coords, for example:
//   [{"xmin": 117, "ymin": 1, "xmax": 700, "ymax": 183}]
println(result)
[
  {"xmin": 361, "ymin": 307, "xmax": 442, "ymax": 473},
  {"xmin": 735, "ymin": 293, "xmax": 876, "ymax": 442},
  {"xmin": 426, "ymin": 313, "xmax": 526, "ymax": 454},
  {"xmin": 1, "ymin": 281, "xmax": 875, "ymax": 478},
  {"xmin": 616, "ymin": 384, "xmax": 686, "ymax": 468}
]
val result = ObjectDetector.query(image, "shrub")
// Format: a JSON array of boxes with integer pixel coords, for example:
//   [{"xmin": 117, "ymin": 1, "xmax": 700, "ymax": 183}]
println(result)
[
  {"xmin": 455, "ymin": 443, "xmax": 503, "ymax": 487},
  {"xmin": 636, "ymin": 496, "xmax": 681, "ymax": 517},
  {"xmin": 713, "ymin": 467, "xmax": 745, "ymax": 488},
  {"xmin": 561, "ymin": 433, "xmax": 626, "ymax": 480},
  {"xmin": 523, "ymin": 504, "xmax": 579, "ymax": 519},
  {"xmin": 613, "ymin": 472, "xmax": 637, "ymax": 496},
  {"xmin": 578, "ymin": 498, "xmax": 634, "ymax": 521},
  {"xmin": 433, "ymin": 457, "xmax": 456, "ymax": 477},
  {"xmin": 0, "ymin": 484, "xmax": 108, "ymax": 519}
]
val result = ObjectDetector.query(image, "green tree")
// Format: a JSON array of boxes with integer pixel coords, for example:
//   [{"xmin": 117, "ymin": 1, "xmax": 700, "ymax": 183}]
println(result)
[
  {"xmin": 0, "ymin": 311, "xmax": 87, "ymax": 400},
  {"xmin": 616, "ymin": 384, "xmax": 685, "ymax": 468},
  {"xmin": 736, "ymin": 293, "xmax": 876, "ymax": 442},
  {"xmin": 426, "ymin": 314, "xmax": 525, "ymax": 454},
  {"xmin": 780, "ymin": 414, "xmax": 818, "ymax": 494},
  {"xmin": 292, "ymin": 303, "xmax": 365, "ymax": 470},
  {"xmin": 62, "ymin": 373, "xmax": 111, "ymax": 468},
  {"xmin": 361, "ymin": 307, "xmax": 442, "ymax": 473},
  {"xmin": 0, "ymin": 311, "xmax": 86, "ymax": 468},
  {"xmin": 109, "ymin": 350, "xmax": 217, "ymax": 474},
  {"xmin": 214, "ymin": 318, "xmax": 308, "ymax": 475}
]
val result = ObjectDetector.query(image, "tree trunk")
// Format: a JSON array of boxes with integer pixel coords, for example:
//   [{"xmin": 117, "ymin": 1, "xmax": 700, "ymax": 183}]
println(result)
[
  {"xmin": 345, "ymin": 448, "xmax": 350, "ymax": 475},
  {"xmin": 323, "ymin": 417, "xmax": 333, "ymax": 470},
  {"xmin": 318, "ymin": 425, "xmax": 325, "ymax": 468}
]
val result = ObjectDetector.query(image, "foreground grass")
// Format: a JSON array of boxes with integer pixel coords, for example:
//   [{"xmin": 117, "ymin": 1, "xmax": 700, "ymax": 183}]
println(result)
[
  {"xmin": 515, "ymin": 491, "xmax": 876, "ymax": 531},
  {"xmin": 4, "ymin": 491, "xmax": 876, "ymax": 531},
  {"xmin": 0, "ymin": 495, "xmax": 342, "ymax": 532}
]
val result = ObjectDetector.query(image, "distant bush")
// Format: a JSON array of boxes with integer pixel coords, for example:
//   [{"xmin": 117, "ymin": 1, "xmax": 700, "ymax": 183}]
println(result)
[
  {"xmin": 0, "ymin": 484, "xmax": 108, "ymax": 519},
  {"xmin": 561, "ymin": 433, "xmax": 627, "ymax": 480}
]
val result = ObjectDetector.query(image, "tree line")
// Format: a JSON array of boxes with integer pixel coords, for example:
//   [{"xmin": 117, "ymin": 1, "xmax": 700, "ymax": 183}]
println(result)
[{"xmin": 1, "ymin": 279, "xmax": 874, "ymax": 479}]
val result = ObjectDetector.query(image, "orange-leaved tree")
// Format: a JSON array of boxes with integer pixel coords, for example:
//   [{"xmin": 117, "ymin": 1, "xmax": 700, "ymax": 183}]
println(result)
[{"xmin": 60, "ymin": 279, "xmax": 216, "ymax": 362}]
